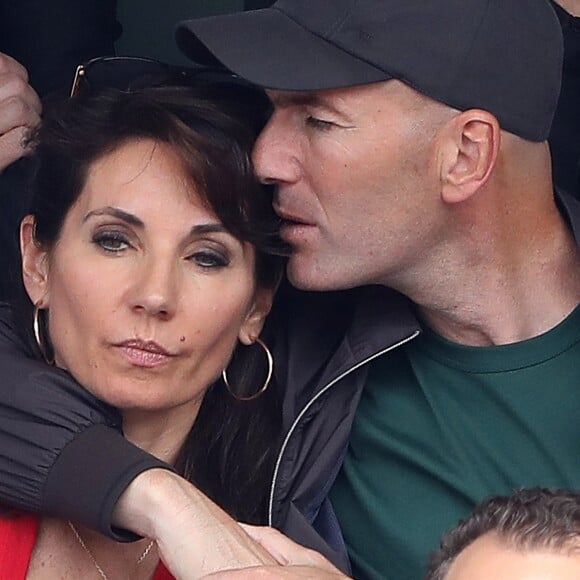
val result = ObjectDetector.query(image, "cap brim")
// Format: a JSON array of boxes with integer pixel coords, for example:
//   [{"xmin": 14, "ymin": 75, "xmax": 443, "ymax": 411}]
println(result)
[{"xmin": 176, "ymin": 8, "xmax": 389, "ymax": 91}]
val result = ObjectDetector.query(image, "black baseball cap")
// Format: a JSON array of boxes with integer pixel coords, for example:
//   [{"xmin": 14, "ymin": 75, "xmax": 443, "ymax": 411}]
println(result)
[{"xmin": 176, "ymin": 0, "xmax": 563, "ymax": 142}]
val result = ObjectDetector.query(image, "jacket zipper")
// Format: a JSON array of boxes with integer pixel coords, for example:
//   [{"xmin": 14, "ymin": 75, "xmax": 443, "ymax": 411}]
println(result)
[{"xmin": 268, "ymin": 329, "xmax": 421, "ymax": 525}]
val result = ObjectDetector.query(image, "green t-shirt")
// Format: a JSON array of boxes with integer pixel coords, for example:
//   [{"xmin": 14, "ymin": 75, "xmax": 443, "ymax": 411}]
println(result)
[{"xmin": 330, "ymin": 306, "xmax": 580, "ymax": 580}]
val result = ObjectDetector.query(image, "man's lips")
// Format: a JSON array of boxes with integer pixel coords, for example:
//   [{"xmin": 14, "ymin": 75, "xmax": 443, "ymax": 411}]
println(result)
[
  {"xmin": 113, "ymin": 339, "xmax": 177, "ymax": 368},
  {"xmin": 274, "ymin": 206, "xmax": 315, "ymax": 227}
]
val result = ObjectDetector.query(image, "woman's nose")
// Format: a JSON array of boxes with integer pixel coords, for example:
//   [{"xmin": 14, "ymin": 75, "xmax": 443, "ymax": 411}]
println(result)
[{"xmin": 129, "ymin": 257, "xmax": 178, "ymax": 320}]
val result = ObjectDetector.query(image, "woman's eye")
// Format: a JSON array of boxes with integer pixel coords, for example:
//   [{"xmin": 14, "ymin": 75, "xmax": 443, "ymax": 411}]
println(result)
[
  {"xmin": 92, "ymin": 231, "xmax": 131, "ymax": 253},
  {"xmin": 188, "ymin": 250, "xmax": 229, "ymax": 269},
  {"xmin": 305, "ymin": 116, "xmax": 336, "ymax": 130}
]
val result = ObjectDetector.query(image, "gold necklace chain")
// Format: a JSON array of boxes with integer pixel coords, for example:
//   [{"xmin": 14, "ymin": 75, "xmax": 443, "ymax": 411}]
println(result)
[{"xmin": 68, "ymin": 521, "xmax": 155, "ymax": 580}]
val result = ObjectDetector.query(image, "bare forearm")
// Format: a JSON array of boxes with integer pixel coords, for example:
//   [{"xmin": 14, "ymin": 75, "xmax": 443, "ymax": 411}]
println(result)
[
  {"xmin": 113, "ymin": 469, "xmax": 277, "ymax": 578},
  {"xmin": 201, "ymin": 525, "xmax": 351, "ymax": 579}
]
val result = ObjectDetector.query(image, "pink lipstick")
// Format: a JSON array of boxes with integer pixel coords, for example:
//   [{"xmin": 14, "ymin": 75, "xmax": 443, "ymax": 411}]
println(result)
[{"xmin": 114, "ymin": 339, "xmax": 175, "ymax": 368}]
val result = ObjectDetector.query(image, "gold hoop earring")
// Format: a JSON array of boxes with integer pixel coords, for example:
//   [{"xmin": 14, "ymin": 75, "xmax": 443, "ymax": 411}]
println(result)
[
  {"xmin": 33, "ymin": 304, "xmax": 54, "ymax": 365},
  {"xmin": 222, "ymin": 337, "xmax": 273, "ymax": 401}
]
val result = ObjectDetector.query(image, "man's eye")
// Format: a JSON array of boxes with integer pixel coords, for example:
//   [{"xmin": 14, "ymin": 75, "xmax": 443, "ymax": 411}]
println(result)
[
  {"xmin": 92, "ymin": 232, "xmax": 130, "ymax": 253},
  {"xmin": 188, "ymin": 251, "xmax": 229, "ymax": 269},
  {"xmin": 306, "ymin": 116, "xmax": 336, "ymax": 130}
]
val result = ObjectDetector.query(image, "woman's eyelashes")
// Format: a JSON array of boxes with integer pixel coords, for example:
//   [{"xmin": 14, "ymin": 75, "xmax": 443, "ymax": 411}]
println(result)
[
  {"xmin": 92, "ymin": 229, "xmax": 132, "ymax": 253},
  {"xmin": 186, "ymin": 248, "xmax": 230, "ymax": 269},
  {"xmin": 91, "ymin": 226, "xmax": 231, "ymax": 270}
]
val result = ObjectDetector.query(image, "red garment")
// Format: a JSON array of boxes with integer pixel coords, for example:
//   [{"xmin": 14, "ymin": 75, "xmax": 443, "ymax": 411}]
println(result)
[{"xmin": 0, "ymin": 512, "xmax": 173, "ymax": 579}]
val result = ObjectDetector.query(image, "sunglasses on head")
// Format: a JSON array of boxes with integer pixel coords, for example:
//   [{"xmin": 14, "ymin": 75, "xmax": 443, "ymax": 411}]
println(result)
[{"xmin": 70, "ymin": 55, "xmax": 250, "ymax": 97}]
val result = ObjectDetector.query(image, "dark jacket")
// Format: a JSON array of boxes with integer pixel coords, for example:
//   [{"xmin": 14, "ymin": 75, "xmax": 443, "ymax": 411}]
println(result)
[
  {"xmin": 0, "ymin": 191, "xmax": 577, "ymax": 572},
  {"xmin": 266, "ymin": 283, "xmax": 419, "ymax": 571},
  {"xmin": 550, "ymin": 1, "xmax": 580, "ymax": 198},
  {"xmin": 264, "ymin": 190, "xmax": 580, "ymax": 572}
]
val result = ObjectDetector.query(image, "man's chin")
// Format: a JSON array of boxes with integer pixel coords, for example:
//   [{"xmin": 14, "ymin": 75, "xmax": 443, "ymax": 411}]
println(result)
[
  {"xmin": 286, "ymin": 256, "xmax": 349, "ymax": 292},
  {"xmin": 286, "ymin": 256, "xmax": 323, "ymax": 291}
]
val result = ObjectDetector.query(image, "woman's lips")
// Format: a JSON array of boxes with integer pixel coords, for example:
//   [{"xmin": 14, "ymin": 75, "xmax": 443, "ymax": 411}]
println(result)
[{"xmin": 114, "ymin": 339, "xmax": 176, "ymax": 368}]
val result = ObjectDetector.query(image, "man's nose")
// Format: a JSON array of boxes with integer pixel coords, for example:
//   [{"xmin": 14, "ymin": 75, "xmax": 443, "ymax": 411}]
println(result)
[{"xmin": 252, "ymin": 116, "xmax": 301, "ymax": 186}]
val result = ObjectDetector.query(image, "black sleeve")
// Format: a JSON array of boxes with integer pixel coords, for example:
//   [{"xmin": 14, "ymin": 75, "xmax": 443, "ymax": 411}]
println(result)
[
  {"xmin": 0, "ymin": 304, "xmax": 171, "ymax": 539},
  {"xmin": 244, "ymin": 0, "xmax": 275, "ymax": 9},
  {"xmin": 0, "ymin": 0, "xmax": 121, "ymax": 97},
  {"xmin": 549, "ymin": 1, "xmax": 580, "ymax": 197}
]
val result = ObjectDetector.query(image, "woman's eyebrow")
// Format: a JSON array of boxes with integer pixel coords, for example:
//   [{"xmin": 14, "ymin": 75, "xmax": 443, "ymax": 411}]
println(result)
[
  {"xmin": 83, "ymin": 208, "xmax": 228, "ymax": 236},
  {"xmin": 83, "ymin": 206, "xmax": 144, "ymax": 227},
  {"xmin": 189, "ymin": 223, "xmax": 228, "ymax": 236}
]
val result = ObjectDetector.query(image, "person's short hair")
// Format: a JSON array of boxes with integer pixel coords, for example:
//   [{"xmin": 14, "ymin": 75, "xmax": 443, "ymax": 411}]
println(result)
[{"xmin": 425, "ymin": 487, "xmax": 580, "ymax": 580}]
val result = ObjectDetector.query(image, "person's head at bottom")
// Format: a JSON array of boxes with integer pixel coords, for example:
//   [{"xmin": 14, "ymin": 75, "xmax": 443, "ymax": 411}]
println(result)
[
  {"xmin": 426, "ymin": 487, "xmax": 580, "ymax": 580},
  {"xmin": 12, "ymin": 80, "xmax": 286, "ymax": 577}
]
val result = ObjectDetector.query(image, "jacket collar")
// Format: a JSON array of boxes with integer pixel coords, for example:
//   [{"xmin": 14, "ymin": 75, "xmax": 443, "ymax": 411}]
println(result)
[{"xmin": 275, "ymin": 188, "xmax": 580, "ymax": 408}]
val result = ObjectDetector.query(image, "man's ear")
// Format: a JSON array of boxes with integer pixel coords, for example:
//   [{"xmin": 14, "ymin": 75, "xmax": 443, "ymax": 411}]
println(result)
[
  {"xmin": 20, "ymin": 215, "xmax": 50, "ymax": 306},
  {"xmin": 239, "ymin": 285, "xmax": 276, "ymax": 345},
  {"xmin": 438, "ymin": 109, "xmax": 500, "ymax": 204}
]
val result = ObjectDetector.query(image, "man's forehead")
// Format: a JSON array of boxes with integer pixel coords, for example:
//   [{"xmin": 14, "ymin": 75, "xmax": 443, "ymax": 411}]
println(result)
[
  {"xmin": 265, "ymin": 88, "xmax": 342, "ymax": 109},
  {"xmin": 265, "ymin": 81, "xmax": 398, "ymax": 110}
]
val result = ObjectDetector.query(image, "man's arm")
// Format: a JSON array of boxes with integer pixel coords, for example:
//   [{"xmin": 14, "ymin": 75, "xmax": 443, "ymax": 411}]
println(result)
[
  {"xmin": 0, "ymin": 308, "xmax": 343, "ymax": 578},
  {"xmin": 115, "ymin": 470, "xmax": 278, "ymax": 577},
  {"xmin": 0, "ymin": 305, "xmax": 277, "ymax": 576},
  {"xmin": 201, "ymin": 525, "xmax": 350, "ymax": 579},
  {"xmin": 0, "ymin": 53, "xmax": 41, "ymax": 172},
  {"xmin": 115, "ymin": 473, "xmax": 348, "ymax": 578},
  {"xmin": 0, "ymin": 305, "xmax": 168, "ymax": 534}
]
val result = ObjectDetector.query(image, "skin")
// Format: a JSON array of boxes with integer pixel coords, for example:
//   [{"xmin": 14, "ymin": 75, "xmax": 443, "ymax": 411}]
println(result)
[
  {"xmin": 553, "ymin": 0, "xmax": 580, "ymax": 15},
  {"xmin": 445, "ymin": 533, "xmax": 580, "ymax": 580},
  {"xmin": 253, "ymin": 80, "xmax": 580, "ymax": 346},
  {"xmin": 20, "ymin": 137, "xmax": 276, "ymax": 578},
  {"xmin": 8, "ymin": 3, "xmax": 578, "ymax": 579},
  {"xmin": 253, "ymin": 80, "xmax": 453, "ymax": 293},
  {"xmin": 108, "ymin": 78, "xmax": 580, "ymax": 577},
  {"xmin": 204, "ymin": 525, "xmax": 349, "ymax": 579},
  {"xmin": 0, "ymin": 52, "xmax": 41, "ymax": 170},
  {"xmin": 190, "ymin": 76, "xmax": 580, "ymax": 576}
]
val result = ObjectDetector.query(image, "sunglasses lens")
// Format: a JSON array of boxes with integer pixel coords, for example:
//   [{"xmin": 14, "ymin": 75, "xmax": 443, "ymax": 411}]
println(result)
[{"xmin": 72, "ymin": 57, "xmax": 254, "ymax": 98}]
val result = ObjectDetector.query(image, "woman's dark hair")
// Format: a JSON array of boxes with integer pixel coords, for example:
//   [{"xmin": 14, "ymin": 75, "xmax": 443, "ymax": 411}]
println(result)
[{"xmin": 20, "ymin": 82, "xmax": 287, "ymax": 523}]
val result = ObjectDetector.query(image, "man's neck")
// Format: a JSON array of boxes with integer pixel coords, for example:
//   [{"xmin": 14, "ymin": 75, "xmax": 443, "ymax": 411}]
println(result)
[{"xmin": 398, "ymin": 204, "xmax": 580, "ymax": 346}]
